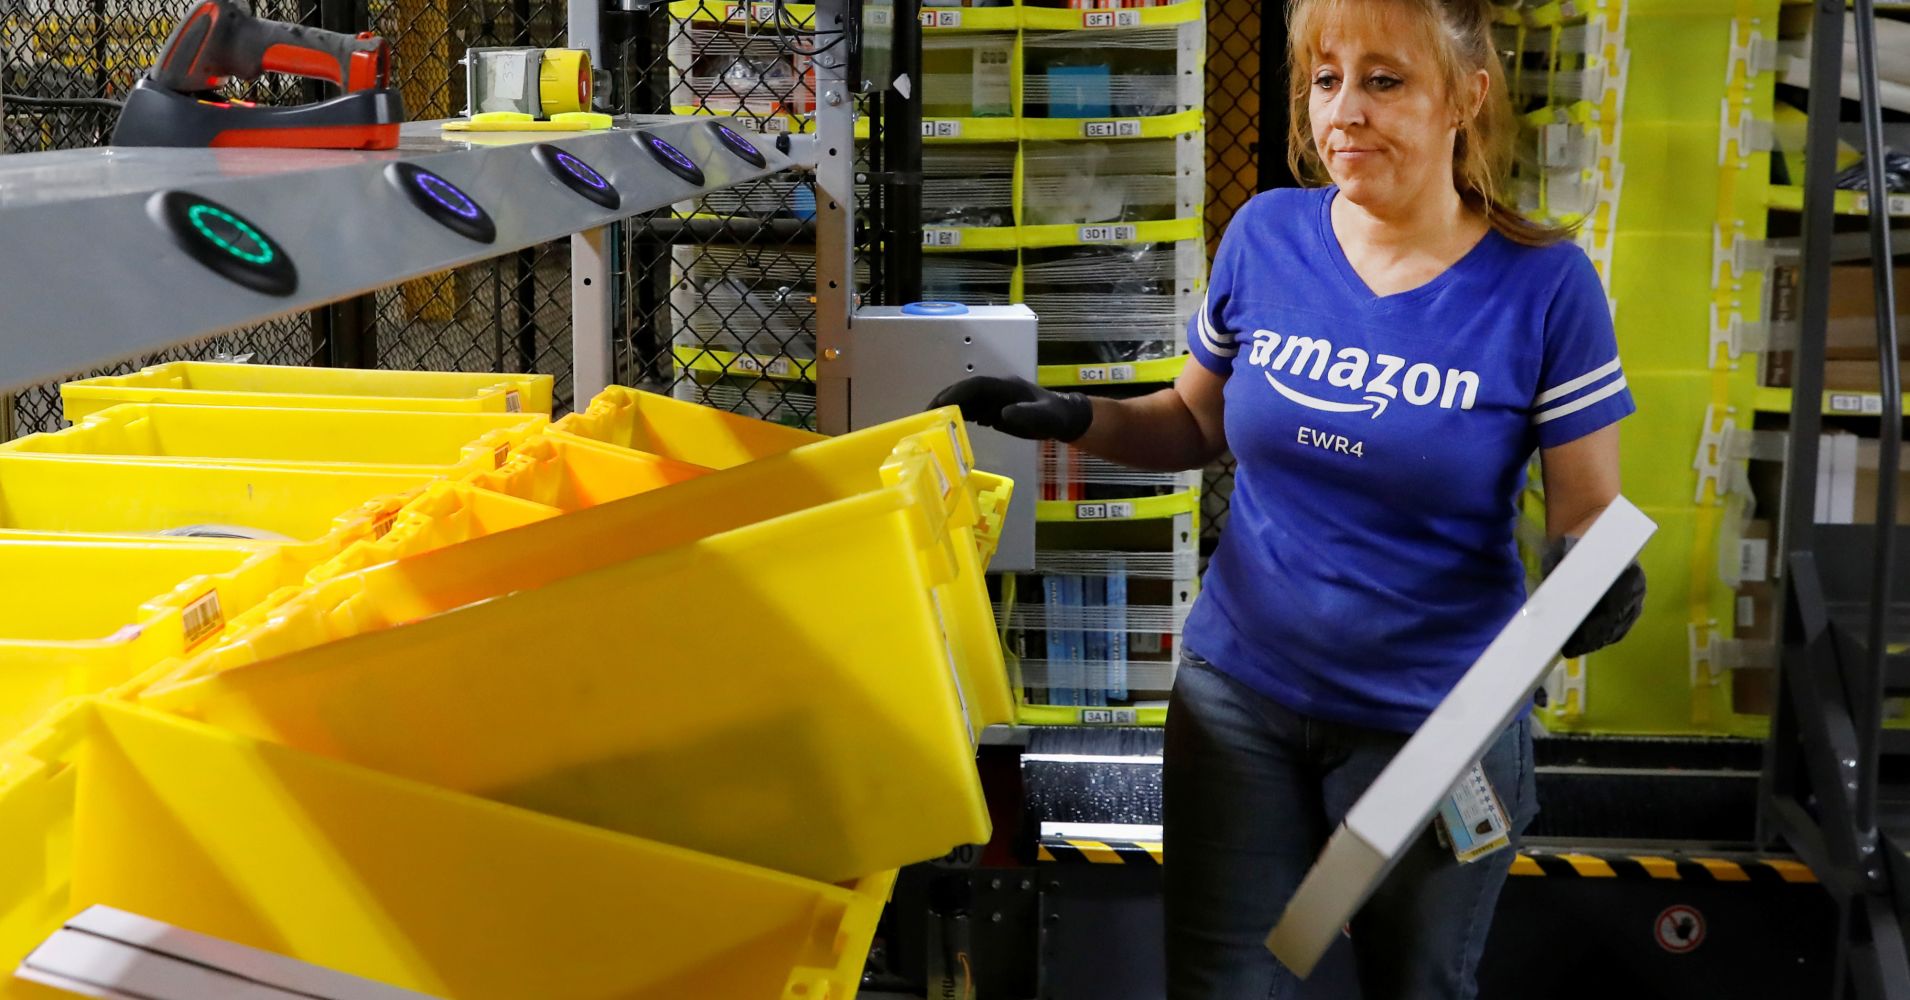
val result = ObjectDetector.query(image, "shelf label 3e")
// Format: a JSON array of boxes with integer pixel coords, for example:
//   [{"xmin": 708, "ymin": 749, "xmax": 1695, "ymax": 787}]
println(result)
[{"xmin": 1083, "ymin": 119, "xmax": 1142, "ymax": 139}]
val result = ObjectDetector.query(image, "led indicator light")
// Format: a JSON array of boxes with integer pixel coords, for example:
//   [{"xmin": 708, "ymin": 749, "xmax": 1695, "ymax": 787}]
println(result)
[
  {"xmin": 651, "ymin": 137, "xmax": 694, "ymax": 170},
  {"xmin": 415, "ymin": 172, "xmax": 480, "ymax": 220},
  {"xmin": 555, "ymin": 150, "xmax": 607, "ymax": 189},
  {"xmin": 186, "ymin": 203, "xmax": 274, "ymax": 265}
]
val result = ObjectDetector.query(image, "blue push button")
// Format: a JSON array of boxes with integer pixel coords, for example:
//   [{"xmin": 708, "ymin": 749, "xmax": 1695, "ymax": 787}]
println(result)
[{"xmin": 902, "ymin": 301, "xmax": 969, "ymax": 316}]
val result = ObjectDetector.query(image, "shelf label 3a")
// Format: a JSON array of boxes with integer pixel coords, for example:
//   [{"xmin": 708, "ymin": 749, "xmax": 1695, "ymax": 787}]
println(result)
[
  {"xmin": 1828, "ymin": 392, "xmax": 1887, "ymax": 415},
  {"xmin": 1854, "ymin": 192, "xmax": 1910, "ymax": 216},
  {"xmin": 1082, "ymin": 9, "xmax": 1142, "ymax": 27},
  {"xmin": 922, "ymin": 119, "xmax": 963, "ymax": 138},
  {"xmin": 1081, "ymin": 708, "xmax": 1140, "ymax": 724},
  {"xmin": 1076, "ymin": 363, "xmax": 1137, "ymax": 383},
  {"xmin": 1079, "ymin": 223, "xmax": 1139, "ymax": 243},
  {"xmin": 1083, "ymin": 119, "xmax": 1142, "ymax": 139},
  {"xmin": 1075, "ymin": 500, "xmax": 1137, "ymax": 520},
  {"xmin": 923, "ymin": 227, "xmax": 964, "ymax": 247}
]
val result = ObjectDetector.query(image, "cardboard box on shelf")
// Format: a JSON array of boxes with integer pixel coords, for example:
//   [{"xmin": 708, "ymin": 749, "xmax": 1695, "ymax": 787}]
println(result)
[
  {"xmin": 1733, "ymin": 520, "xmax": 1776, "ymax": 716},
  {"xmin": 1760, "ymin": 264, "xmax": 1910, "ymax": 390}
]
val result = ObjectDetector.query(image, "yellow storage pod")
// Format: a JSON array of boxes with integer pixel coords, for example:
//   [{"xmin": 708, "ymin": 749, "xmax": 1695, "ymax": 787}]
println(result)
[
  {"xmin": 0, "ymin": 539, "xmax": 291, "ymax": 741},
  {"xmin": 555, "ymin": 384, "xmax": 823, "ymax": 469},
  {"xmin": 0, "ymin": 699, "xmax": 893, "ymax": 1000},
  {"xmin": 1, "ymin": 405, "xmax": 548, "ymax": 478},
  {"xmin": 0, "ymin": 454, "xmax": 430, "ymax": 543},
  {"xmin": 144, "ymin": 418, "xmax": 1010, "ymax": 883},
  {"xmin": 60, "ymin": 362, "xmax": 553, "ymax": 422},
  {"xmin": 465, "ymin": 433, "xmax": 713, "ymax": 511},
  {"xmin": 307, "ymin": 482, "xmax": 562, "ymax": 583}
]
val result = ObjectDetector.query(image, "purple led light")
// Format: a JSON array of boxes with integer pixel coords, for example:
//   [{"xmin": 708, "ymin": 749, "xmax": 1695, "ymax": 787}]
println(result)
[
  {"xmin": 415, "ymin": 172, "xmax": 480, "ymax": 220},
  {"xmin": 716, "ymin": 124, "xmax": 759, "ymax": 156},
  {"xmin": 555, "ymin": 151, "xmax": 608, "ymax": 190},
  {"xmin": 650, "ymin": 137, "xmax": 696, "ymax": 172}
]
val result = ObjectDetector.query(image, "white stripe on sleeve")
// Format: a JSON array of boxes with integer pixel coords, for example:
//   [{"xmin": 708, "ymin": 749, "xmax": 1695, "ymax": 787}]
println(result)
[
  {"xmin": 1533, "ymin": 375, "xmax": 1628, "ymax": 425},
  {"xmin": 1533, "ymin": 357, "xmax": 1621, "ymax": 407},
  {"xmin": 1197, "ymin": 295, "xmax": 1238, "ymax": 357}
]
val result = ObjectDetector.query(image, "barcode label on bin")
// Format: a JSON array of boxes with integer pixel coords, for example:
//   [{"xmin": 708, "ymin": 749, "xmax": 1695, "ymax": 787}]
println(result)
[
  {"xmin": 180, "ymin": 590, "xmax": 224, "ymax": 650},
  {"xmin": 1083, "ymin": 119, "xmax": 1142, "ymax": 139},
  {"xmin": 948, "ymin": 422, "xmax": 971, "ymax": 473},
  {"xmin": 1081, "ymin": 708, "xmax": 1139, "ymax": 724},
  {"xmin": 1076, "ymin": 501, "xmax": 1136, "ymax": 520},
  {"xmin": 1079, "ymin": 224, "xmax": 1138, "ymax": 243},
  {"xmin": 504, "ymin": 390, "xmax": 521, "ymax": 412},
  {"xmin": 931, "ymin": 591, "xmax": 976, "ymax": 748}
]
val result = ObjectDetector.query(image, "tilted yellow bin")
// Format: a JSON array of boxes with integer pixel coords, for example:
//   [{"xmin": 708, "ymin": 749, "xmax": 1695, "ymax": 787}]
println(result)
[
  {"xmin": 554, "ymin": 384, "xmax": 824, "ymax": 469},
  {"xmin": 464, "ymin": 432, "xmax": 713, "ymax": 511},
  {"xmin": 0, "ymin": 540, "xmax": 292, "ymax": 741},
  {"xmin": 0, "ymin": 699, "xmax": 894, "ymax": 1000},
  {"xmin": 60, "ymin": 362, "xmax": 553, "ymax": 422},
  {"xmin": 307, "ymin": 482, "xmax": 562, "ymax": 583},
  {"xmin": 0, "ymin": 454, "xmax": 432, "ymax": 544},
  {"xmin": 559, "ymin": 387, "xmax": 1011, "ymax": 566},
  {"xmin": 1, "ymin": 404, "xmax": 548, "ymax": 478},
  {"xmin": 142, "ymin": 419, "xmax": 1010, "ymax": 883}
]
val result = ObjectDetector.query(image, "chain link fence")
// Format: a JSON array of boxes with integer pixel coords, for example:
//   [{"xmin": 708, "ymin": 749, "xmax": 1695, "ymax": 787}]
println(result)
[{"xmin": 1198, "ymin": 0, "xmax": 1261, "ymax": 544}]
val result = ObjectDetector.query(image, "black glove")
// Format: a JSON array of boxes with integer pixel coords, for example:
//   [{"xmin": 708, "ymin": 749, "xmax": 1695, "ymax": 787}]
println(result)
[
  {"xmin": 929, "ymin": 376, "xmax": 1094, "ymax": 443},
  {"xmin": 1544, "ymin": 535, "xmax": 1646, "ymax": 658}
]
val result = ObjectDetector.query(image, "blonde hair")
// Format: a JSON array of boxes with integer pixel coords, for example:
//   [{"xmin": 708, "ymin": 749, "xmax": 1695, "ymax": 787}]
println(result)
[{"xmin": 1285, "ymin": 0, "xmax": 1572, "ymax": 246}]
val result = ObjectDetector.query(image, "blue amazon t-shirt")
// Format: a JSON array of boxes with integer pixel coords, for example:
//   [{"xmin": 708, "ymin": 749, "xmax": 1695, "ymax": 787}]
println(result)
[{"xmin": 1184, "ymin": 186, "xmax": 1635, "ymax": 732}]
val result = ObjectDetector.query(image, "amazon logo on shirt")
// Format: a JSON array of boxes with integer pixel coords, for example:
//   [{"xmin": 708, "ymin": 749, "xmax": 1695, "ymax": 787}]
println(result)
[{"xmin": 1242, "ymin": 329, "xmax": 1481, "ymax": 420}]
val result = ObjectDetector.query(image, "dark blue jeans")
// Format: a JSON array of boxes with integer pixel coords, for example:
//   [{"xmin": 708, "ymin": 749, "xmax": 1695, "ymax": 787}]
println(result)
[{"xmin": 1163, "ymin": 652, "xmax": 1537, "ymax": 1000}]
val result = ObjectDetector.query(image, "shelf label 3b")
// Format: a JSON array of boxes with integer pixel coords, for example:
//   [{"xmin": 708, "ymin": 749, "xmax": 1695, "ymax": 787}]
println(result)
[{"xmin": 1076, "ymin": 501, "xmax": 1137, "ymax": 520}]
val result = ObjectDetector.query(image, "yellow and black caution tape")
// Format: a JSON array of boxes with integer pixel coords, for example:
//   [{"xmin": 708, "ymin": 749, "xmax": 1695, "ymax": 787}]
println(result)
[{"xmin": 1036, "ymin": 837, "xmax": 1818, "ymax": 883}]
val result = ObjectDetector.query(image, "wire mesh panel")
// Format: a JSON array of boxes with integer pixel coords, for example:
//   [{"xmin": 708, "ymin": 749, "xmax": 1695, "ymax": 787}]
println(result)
[
  {"xmin": 1199, "ymin": 0, "xmax": 1260, "ymax": 544},
  {"xmin": 610, "ymin": 0, "xmax": 872, "ymax": 431}
]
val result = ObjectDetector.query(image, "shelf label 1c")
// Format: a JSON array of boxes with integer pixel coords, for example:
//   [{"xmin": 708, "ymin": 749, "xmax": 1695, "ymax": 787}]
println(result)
[
  {"xmin": 923, "ymin": 227, "xmax": 963, "ymax": 247},
  {"xmin": 1078, "ymin": 223, "xmax": 1138, "ymax": 243},
  {"xmin": 732, "ymin": 354, "xmax": 793, "ymax": 377},
  {"xmin": 1828, "ymin": 392, "xmax": 1887, "ymax": 415},
  {"xmin": 1083, "ymin": 118, "xmax": 1142, "ymax": 139},
  {"xmin": 922, "ymin": 119, "xmax": 964, "ymax": 138},
  {"xmin": 1075, "ymin": 500, "xmax": 1137, "ymax": 520},
  {"xmin": 1076, "ymin": 363, "xmax": 1137, "ymax": 383},
  {"xmin": 1082, "ymin": 9, "xmax": 1141, "ymax": 27},
  {"xmin": 921, "ymin": 9, "xmax": 962, "ymax": 26}
]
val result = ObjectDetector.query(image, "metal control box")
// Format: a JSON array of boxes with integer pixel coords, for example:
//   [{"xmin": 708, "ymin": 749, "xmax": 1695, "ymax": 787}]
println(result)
[{"xmin": 841, "ymin": 304, "xmax": 1038, "ymax": 571}]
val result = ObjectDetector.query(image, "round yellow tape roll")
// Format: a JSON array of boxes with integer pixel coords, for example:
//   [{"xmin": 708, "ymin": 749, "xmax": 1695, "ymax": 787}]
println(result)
[{"xmin": 539, "ymin": 49, "xmax": 592, "ymax": 117}]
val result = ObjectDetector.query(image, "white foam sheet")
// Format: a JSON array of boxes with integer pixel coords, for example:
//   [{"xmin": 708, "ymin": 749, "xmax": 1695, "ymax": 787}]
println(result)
[{"xmin": 1264, "ymin": 497, "xmax": 1656, "ymax": 976}]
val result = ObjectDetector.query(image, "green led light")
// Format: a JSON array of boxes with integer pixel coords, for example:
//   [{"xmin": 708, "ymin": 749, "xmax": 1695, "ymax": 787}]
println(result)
[{"xmin": 186, "ymin": 203, "xmax": 274, "ymax": 266}]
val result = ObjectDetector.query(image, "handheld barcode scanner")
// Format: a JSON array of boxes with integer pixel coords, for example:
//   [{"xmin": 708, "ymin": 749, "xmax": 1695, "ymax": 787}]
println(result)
[{"xmin": 112, "ymin": 0, "xmax": 404, "ymax": 149}]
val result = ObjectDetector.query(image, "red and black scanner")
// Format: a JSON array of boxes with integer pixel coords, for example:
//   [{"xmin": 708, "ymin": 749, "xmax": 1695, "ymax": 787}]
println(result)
[{"xmin": 112, "ymin": 0, "xmax": 405, "ymax": 149}]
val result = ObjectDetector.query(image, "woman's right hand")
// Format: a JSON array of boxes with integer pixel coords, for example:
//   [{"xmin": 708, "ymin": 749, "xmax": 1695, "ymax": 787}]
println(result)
[{"xmin": 929, "ymin": 376, "xmax": 1094, "ymax": 443}]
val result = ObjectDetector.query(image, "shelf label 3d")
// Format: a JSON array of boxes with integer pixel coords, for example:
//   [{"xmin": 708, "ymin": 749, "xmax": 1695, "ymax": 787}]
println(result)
[
  {"xmin": 1079, "ymin": 223, "xmax": 1138, "ymax": 243},
  {"xmin": 1083, "ymin": 119, "xmax": 1142, "ymax": 139},
  {"xmin": 923, "ymin": 119, "xmax": 963, "ymax": 138},
  {"xmin": 923, "ymin": 227, "xmax": 963, "ymax": 247},
  {"xmin": 1076, "ymin": 501, "xmax": 1137, "ymax": 520},
  {"xmin": 1083, "ymin": 9, "xmax": 1142, "ymax": 27}
]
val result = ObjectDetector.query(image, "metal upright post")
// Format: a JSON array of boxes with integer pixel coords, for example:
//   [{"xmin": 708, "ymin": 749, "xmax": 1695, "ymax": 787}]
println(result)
[
  {"xmin": 883, "ymin": 0, "xmax": 922, "ymax": 304},
  {"xmin": 571, "ymin": 0, "xmax": 616, "ymax": 404},
  {"xmin": 811, "ymin": 0, "xmax": 858, "ymax": 434}
]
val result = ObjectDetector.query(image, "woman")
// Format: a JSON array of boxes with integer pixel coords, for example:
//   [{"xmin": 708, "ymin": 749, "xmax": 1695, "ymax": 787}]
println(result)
[{"xmin": 932, "ymin": 0, "xmax": 1644, "ymax": 995}]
